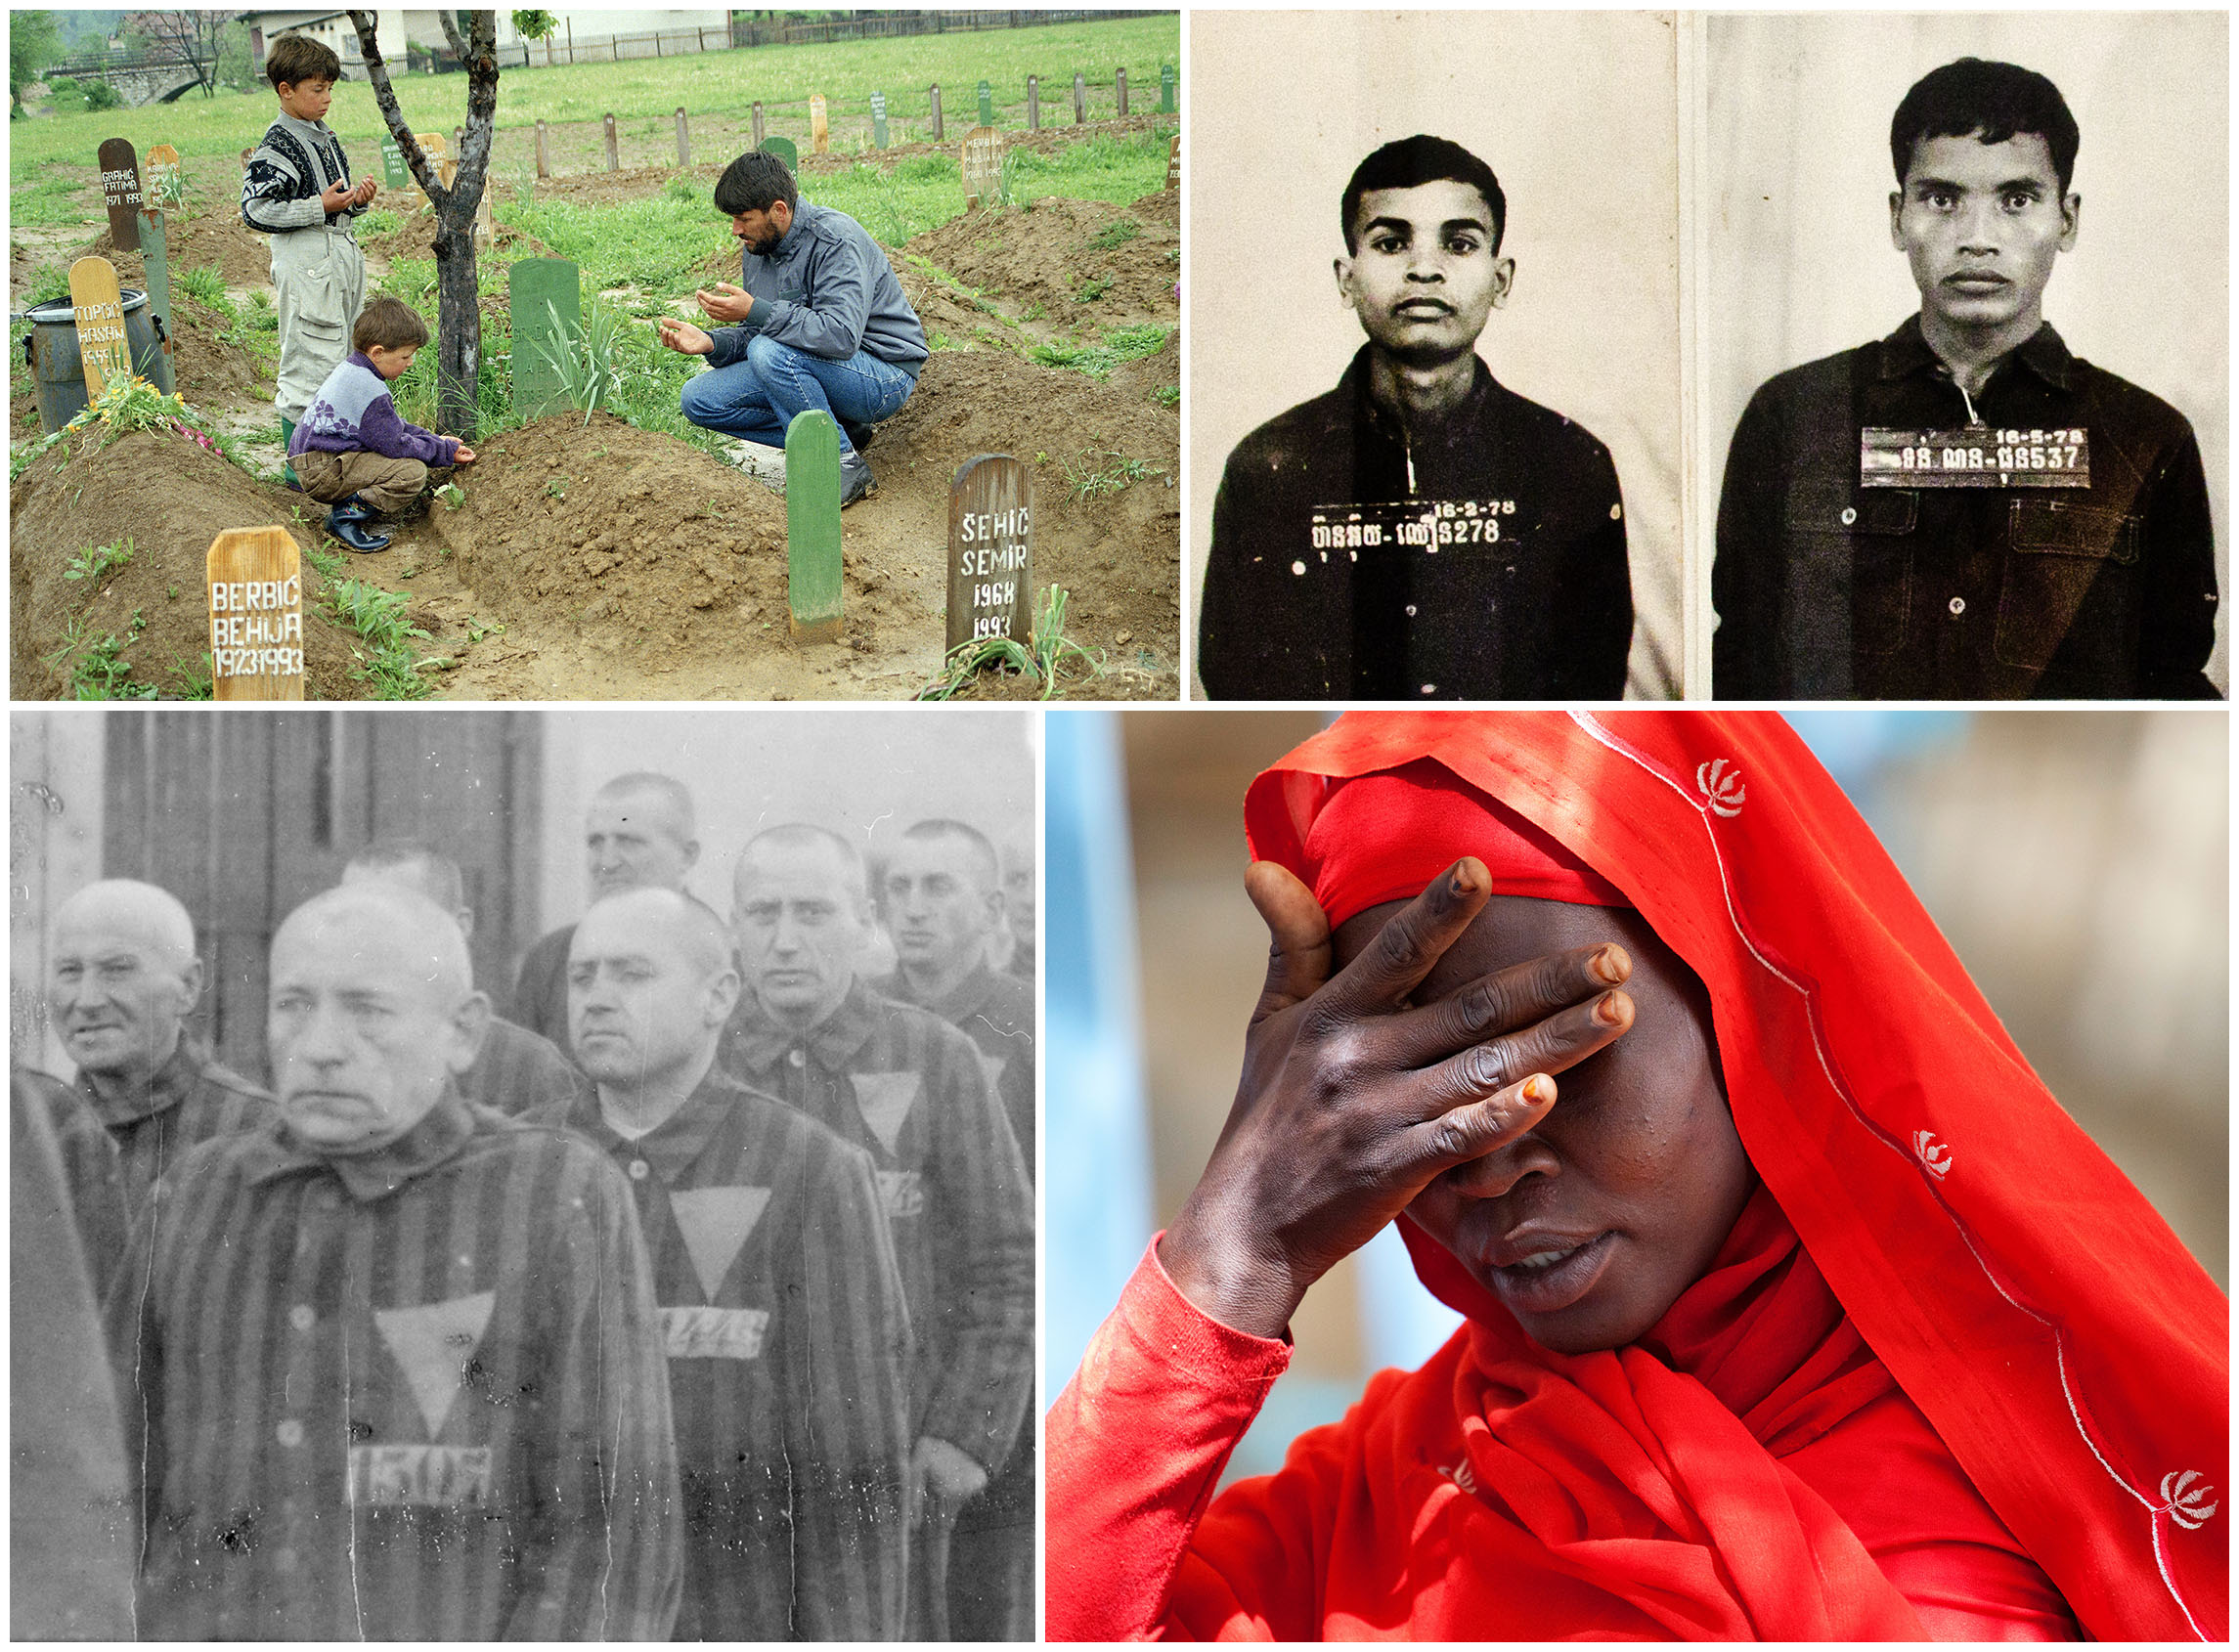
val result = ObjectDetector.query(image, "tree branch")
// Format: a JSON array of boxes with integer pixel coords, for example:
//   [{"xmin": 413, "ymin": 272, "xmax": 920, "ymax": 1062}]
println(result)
[{"xmin": 346, "ymin": 9, "xmax": 446, "ymax": 207}]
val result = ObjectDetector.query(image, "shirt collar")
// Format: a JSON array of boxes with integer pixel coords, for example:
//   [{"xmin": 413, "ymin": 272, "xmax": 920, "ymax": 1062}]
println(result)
[
  {"xmin": 241, "ymin": 1086, "xmax": 480, "ymax": 1201},
  {"xmin": 882, "ymin": 956, "xmax": 997, "ymax": 1023},
  {"xmin": 1341, "ymin": 342, "xmax": 1499, "ymax": 440},
  {"xmin": 567, "ymin": 1066, "xmax": 767, "ymax": 1183},
  {"xmin": 75, "ymin": 1033, "xmax": 204, "ymax": 1129},
  {"xmin": 1876, "ymin": 313, "xmax": 2075, "ymax": 392},
  {"xmin": 724, "ymin": 977, "xmax": 881, "ymax": 1073}
]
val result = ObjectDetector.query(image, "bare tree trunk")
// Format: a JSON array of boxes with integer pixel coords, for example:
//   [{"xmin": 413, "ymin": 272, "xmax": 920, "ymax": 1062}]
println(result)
[{"xmin": 347, "ymin": 9, "xmax": 498, "ymax": 437}]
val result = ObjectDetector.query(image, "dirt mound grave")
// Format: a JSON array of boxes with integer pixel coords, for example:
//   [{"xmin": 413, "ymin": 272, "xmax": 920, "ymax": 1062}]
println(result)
[
  {"xmin": 11, "ymin": 427, "xmax": 374, "ymax": 700},
  {"xmin": 870, "ymin": 347, "xmax": 1179, "ymax": 695},
  {"xmin": 427, "ymin": 411, "xmax": 922, "ymax": 655},
  {"xmin": 362, "ymin": 203, "xmax": 560, "ymax": 267},
  {"xmin": 902, "ymin": 194, "xmax": 1178, "ymax": 330},
  {"xmin": 83, "ymin": 207, "xmax": 276, "ymax": 292}
]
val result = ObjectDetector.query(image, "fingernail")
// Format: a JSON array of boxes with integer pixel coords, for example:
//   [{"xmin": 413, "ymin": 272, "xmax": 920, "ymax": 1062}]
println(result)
[
  {"xmin": 1592, "ymin": 945, "xmax": 1627, "ymax": 984},
  {"xmin": 1523, "ymin": 1074, "xmax": 1551, "ymax": 1104},
  {"xmin": 1594, "ymin": 990, "xmax": 1625, "ymax": 1025},
  {"xmin": 1448, "ymin": 860, "xmax": 1482, "ymax": 896}
]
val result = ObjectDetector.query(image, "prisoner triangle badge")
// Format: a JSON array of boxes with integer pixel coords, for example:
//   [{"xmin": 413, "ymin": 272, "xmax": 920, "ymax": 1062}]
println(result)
[
  {"xmin": 669, "ymin": 1186, "xmax": 772, "ymax": 1299},
  {"xmin": 375, "ymin": 1290, "xmax": 497, "ymax": 1438},
  {"xmin": 851, "ymin": 1071, "xmax": 921, "ymax": 1154}
]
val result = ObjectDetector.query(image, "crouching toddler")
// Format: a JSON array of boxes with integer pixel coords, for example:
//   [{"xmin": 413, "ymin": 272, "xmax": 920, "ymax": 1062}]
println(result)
[{"xmin": 289, "ymin": 295, "xmax": 476, "ymax": 551}]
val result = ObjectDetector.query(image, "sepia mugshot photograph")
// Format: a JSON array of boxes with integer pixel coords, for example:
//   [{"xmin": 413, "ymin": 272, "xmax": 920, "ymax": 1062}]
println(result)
[
  {"xmin": 1700, "ymin": 11, "xmax": 2230, "ymax": 703},
  {"xmin": 11, "ymin": 705, "xmax": 1035, "ymax": 1641},
  {"xmin": 1189, "ymin": 10, "xmax": 1683, "ymax": 704}
]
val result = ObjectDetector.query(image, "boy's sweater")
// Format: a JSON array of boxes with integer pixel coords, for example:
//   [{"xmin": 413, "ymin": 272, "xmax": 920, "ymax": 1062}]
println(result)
[
  {"xmin": 289, "ymin": 353, "xmax": 459, "ymax": 463},
  {"xmin": 241, "ymin": 110, "xmax": 366, "ymax": 235}
]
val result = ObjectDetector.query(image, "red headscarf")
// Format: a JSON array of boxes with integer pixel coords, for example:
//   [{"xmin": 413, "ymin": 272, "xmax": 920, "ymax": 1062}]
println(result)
[{"xmin": 1243, "ymin": 711, "xmax": 2225, "ymax": 1642}]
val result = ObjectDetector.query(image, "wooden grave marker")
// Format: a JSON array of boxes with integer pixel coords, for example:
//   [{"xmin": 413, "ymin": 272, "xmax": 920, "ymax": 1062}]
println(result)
[
  {"xmin": 534, "ymin": 120, "xmax": 550, "ymax": 179},
  {"xmin": 1028, "ymin": 75, "xmax": 1039, "ymax": 131},
  {"xmin": 99, "ymin": 138, "xmax": 145, "ymax": 253},
  {"xmin": 380, "ymin": 134, "xmax": 411, "ymax": 190},
  {"xmin": 144, "ymin": 143, "xmax": 184, "ymax": 211},
  {"xmin": 930, "ymin": 84, "xmax": 944, "ymax": 142},
  {"xmin": 1117, "ymin": 67, "xmax": 1129, "ymax": 116},
  {"xmin": 1074, "ymin": 71, "xmax": 1085, "ymax": 124},
  {"xmin": 1161, "ymin": 63, "xmax": 1176, "ymax": 113},
  {"xmin": 68, "ymin": 256, "xmax": 134, "ymax": 400},
  {"xmin": 135, "ymin": 202, "xmax": 176, "ymax": 395},
  {"xmin": 207, "ymin": 528, "xmax": 306, "ymax": 701},
  {"xmin": 784, "ymin": 411, "xmax": 843, "ymax": 643},
  {"xmin": 762, "ymin": 135, "xmax": 798, "ymax": 170},
  {"xmin": 509, "ymin": 258, "xmax": 581, "ymax": 418},
  {"xmin": 871, "ymin": 90, "xmax": 889, "ymax": 150},
  {"xmin": 809, "ymin": 93, "xmax": 828, "ymax": 153},
  {"xmin": 1166, "ymin": 134, "xmax": 1181, "ymax": 193},
  {"xmin": 417, "ymin": 130, "xmax": 451, "ymax": 198},
  {"xmin": 947, "ymin": 455, "xmax": 1032, "ymax": 653},
  {"xmin": 961, "ymin": 127, "xmax": 1005, "ymax": 210},
  {"xmin": 602, "ymin": 113, "xmax": 619, "ymax": 171},
  {"xmin": 752, "ymin": 101, "xmax": 765, "ymax": 149},
  {"xmin": 675, "ymin": 107, "xmax": 689, "ymax": 165},
  {"xmin": 977, "ymin": 78, "xmax": 993, "ymax": 127}
]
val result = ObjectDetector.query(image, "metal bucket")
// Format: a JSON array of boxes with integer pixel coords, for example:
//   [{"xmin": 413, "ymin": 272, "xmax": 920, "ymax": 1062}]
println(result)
[{"xmin": 20, "ymin": 288, "xmax": 162, "ymax": 434}]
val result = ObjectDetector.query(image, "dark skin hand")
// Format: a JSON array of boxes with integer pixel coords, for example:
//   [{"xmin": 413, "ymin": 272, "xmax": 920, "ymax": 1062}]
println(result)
[{"xmin": 1158, "ymin": 856, "xmax": 1636, "ymax": 1342}]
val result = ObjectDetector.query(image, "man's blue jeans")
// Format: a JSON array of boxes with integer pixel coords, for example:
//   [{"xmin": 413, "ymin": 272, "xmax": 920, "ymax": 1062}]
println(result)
[{"xmin": 679, "ymin": 332, "xmax": 917, "ymax": 457}]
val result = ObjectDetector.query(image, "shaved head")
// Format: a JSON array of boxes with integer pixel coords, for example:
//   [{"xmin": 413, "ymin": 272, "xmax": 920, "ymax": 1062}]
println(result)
[
  {"xmin": 586, "ymin": 773, "xmax": 701, "ymax": 899},
  {"xmin": 569, "ymin": 888, "xmax": 740, "ymax": 1105},
  {"xmin": 344, "ymin": 837, "xmax": 467, "ymax": 918},
  {"xmin": 48, "ymin": 879, "xmax": 204, "ymax": 1090},
  {"xmin": 274, "ymin": 885, "xmax": 475, "ymax": 1008},
  {"xmin": 576, "ymin": 888, "xmax": 736, "ymax": 981},
  {"xmin": 735, "ymin": 823, "xmax": 870, "ymax": 909}
]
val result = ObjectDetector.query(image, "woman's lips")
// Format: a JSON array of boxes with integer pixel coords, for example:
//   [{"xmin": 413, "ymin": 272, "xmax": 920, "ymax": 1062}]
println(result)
[{"xmin": 1486, "ymin": 1230, "xmax": 1616, "ymax": 1315}]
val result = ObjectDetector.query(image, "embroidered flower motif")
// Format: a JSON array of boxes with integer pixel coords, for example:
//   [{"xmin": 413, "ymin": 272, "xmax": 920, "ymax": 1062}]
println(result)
[
  {"xmin": 1696, "ymin": 759, "xmax": 1746, "ymax": 817},
  {"xmin": 2162, "ymin": 1470, "xmax": 2217, "ymax": 1529},
  {"xmin": 1912, "ymin": 1130, "xmax": 1953, "ymax": 1180}
]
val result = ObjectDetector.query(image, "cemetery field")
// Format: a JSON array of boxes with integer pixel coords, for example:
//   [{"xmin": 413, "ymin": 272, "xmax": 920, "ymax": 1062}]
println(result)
[{"xmin": 10, "ymin": 65, "xmax": 1180, "ymax": 700}]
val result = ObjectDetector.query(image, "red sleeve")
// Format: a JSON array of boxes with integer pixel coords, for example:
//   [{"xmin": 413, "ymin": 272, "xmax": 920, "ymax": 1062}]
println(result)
[{"xmin": 1045, "ymin": 1238, "xmax": 1295, "ymax": 1640}]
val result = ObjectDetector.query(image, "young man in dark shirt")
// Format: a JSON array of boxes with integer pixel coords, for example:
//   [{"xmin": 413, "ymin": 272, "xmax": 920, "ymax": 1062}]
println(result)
[
  {"xmin": 1714, "ymin": 58, "xmax": 2220, "ymax": 699},
  {"xmin": 1200, "ymin": 134, "xmax": 1633, "ymax": 701}
]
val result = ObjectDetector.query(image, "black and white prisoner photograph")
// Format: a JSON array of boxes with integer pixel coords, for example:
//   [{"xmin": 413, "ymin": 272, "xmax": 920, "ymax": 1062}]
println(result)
[
  {"xmin": 1188, "ymin": 10, "xmax": 1683, "ymax": 703},
  {"xmin": 9, "ymin": 705, "xmax": 1035, "ymax": 1642},
  {"xmin": 1703, "ymin": 12, "xmax": 2229, "ymax": 701}
]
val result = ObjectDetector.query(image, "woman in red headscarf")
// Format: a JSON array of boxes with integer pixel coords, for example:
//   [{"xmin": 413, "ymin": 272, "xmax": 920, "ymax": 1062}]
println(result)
[{"xmin": 1046, "ymin": 711, "xmax": 2225, "ymax": 1642}]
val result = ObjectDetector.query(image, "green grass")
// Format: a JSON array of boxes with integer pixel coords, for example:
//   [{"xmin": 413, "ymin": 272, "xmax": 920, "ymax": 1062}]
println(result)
[
  {"xmin": 321, "ymin": 577, "xmax": 438, "ymax": 699},
  {"xmin": 1029, "ymin": 323, "xmax": 1172, "ymax": 379},
  {"xmin": 1061, "ymin": 445, "xmax": 1160, "ymax": 501},
  {"xmin": 64, "ymin": 536, "xmax": 136, "ymax": 585},
  {"xmin": 9, "ymin": 16, "xmax": 1177, "ymax": 205},
  {"xmin": 1085, "ymin": 216, "xmax": 1141, "ymax": 251},
  {"xmin": 46, "ymin": 610, "xmax": 156, "ymax": 700},
  {"xmin": 915, "ymin": 583, "xmax": 1103, "ymax": 701}
]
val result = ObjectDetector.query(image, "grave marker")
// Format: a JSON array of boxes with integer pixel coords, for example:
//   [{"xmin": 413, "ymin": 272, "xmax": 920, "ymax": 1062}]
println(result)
[
  {"xmin": 977, "ymin": 79, "xmax": 993, "ymax": 127},
  {"xmin": 930, "ymin": 84, "xmax": 944, "ymax": 142},
  {"xmin": 144, "ymin": 143, "xmax": 184, "ymax": 211},
  {"xmin": 135, "ymin": 203, "xmax": 176, "ymax": 395},
  {"xmin": 809, "ymin": 93, "xmax": 828, "ymax": 153},
  {"xmin": 602, "ymin": 113, "xmax": 618, "ymax": 171},
  {"xmin": 533, "ymin": 121, "xmax": 549, "ymax": 180},
  {"xmin": 784, "ymin": 411, "xmax": 843, "ymax": 643},
  {"xmin": 946, "ymin": 455, "xmax": 1032, "ymax": 653},
  {"xmin": 752, "ymin": 102, "xmax": 765, "ymax": 149},
  {"xmin": 1074, "ymin": 70, "xmax": 1085, "ymax": 124},
  {"xmin": 1117, "ymin": 67, "xmax": 1129, "ymax": 116},
  {"xmin": 1161, "ymin": 63, "xmax": 1176, "ymax": 113},
  {"xmin": 675, "ymin": 107, "xmax": 689, "ymax": 166},
  {"xmin": 509, "ymin": 258, "xmax": 581, "ymax": 418},
  {"xmin": 1028, "ymin": 75, "xmax": 1039, "ymax": 131},
  {"xmin": 762, "ymin": 135, "xmax": 797, "ymax": 170},
  {"xmin": 67, "ymin": 256, "xmax": 133, "ymax": 400},
  {"xmin": 380, "ymin": 134, "xmax": 411, "ymax": 190},
  {"xmin": 1167, "ymin": 134, "xmax": 1181, "ymax": 193},
  {"xmin": 99, "ymin": 138, "xmax": 144, "ymax": 253},
  {"xmin": 417, "ymin": 130, "xmax": 451, "ymax": 198},
  {"xmin": 206, "ymin": 527, "xmax": 306, "ymax": 701},
  {"xmin": 871, "ymin": 90, "xmax": 889, "ymax": 149},
  {"xmin": 960, "ymin": 127, "xmax": 1005, "ymax": 210}
]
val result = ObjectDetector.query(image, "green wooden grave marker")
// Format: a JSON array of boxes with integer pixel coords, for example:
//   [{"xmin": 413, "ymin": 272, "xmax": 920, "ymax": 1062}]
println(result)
[
  {"xmin": 761, "ymin": 135, "xmax": 798, "ymax": 170},
  {"xmin": 135, "ymin": 202, "xmax": 176, "ymax": 395},
  {"xmin": 1162, "ymin": 64, "xmax": 1176, "ymax": 113},
  {"xmin": 785, "ymin": 410, "xmax": 843, "ymax": 643},
  {"xmin": 381, "ymin": 135, "xmax": 411, "ymax": 190},
  {"xmin": 508, "ymin": 258, "xmax": 581, "ymax": 418},
  {"xmin": 977, "ymin": 78, "xmax": 993, "ymax": 126},
  {"xmin": 871, "ymin": 90, "xmax": 889, "ymax": 149}
]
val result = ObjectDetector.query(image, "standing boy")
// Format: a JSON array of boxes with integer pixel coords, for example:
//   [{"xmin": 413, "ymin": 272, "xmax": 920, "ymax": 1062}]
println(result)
[
  {"xmin": 1714, "ymin": 59, "xmax": 2220, "ymax": 698},
  {"xmin": 1200, "ymin": 135, "xmax": 1633, "ymax": 700},
  {"xmin": 290, "ymin": 296, "xmax": 475, "ymax": 551},
  {"xmin": 241, "ymin": 33, "xmax": 375, "ymax": 483}
]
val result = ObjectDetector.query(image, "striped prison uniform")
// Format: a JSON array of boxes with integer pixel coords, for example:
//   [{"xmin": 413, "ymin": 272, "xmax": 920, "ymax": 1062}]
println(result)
[
  {"xmin": 107, "ymin": 1092, "xmax": 683, "ymax": 1639},
  {"xmin": 567, "ymin": 1067, "xmax": 913, "ymax": 1638},
  {"xmin": 874, "ymin": 960, "xmax": 1038, "ymax": 1642},
  {"xmin": 510, "ymin": 922, "xmax": 577, "ymax": 1048},
  {"xmin": 715, "ymin": 981, "xmax": 1034, "ymax": 1475},
  {"xmin": 16, "ymin": 1066, "xmax": 131, "ymax": 1300},
  {"xmin": 463, "ymin": 1014, "xmax": 587, "ymax": 1123},
  {"xmin": 73, "ymin": 1033, "xmax": 275, "ymax": 1216}
]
